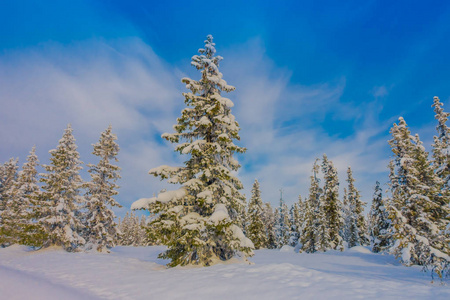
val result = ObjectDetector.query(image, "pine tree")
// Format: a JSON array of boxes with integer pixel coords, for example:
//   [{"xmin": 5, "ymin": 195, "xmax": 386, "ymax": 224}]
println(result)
[
  {"xmin": 344, "ymin": 167, "xmax": 367, "ymax": 247},
  {"xmin": 85, "ymin": 125, "xmax": 122, "ymax": 252},
  {"xmin": 368, "ymin": 181, "xmax": 390, "ymax": 253},
  {"xmin": 272, "ymin": 205, "xmax": 281, "ymax": 248},
  {"xmin": 0, "ymin": 163, "xmax": 3, "ymax": 216},
  {"xmin": 320, "ymin": 154, "xmax": 344, "ymax": 251},
  {"xmin": 432, "ymin": 96, "xmax": 450, "ymax": 191},
  {"xmin": 295, "ymin": 195, "xmax": 305, "ymax": 239},
  {"xmin": 0, "ymin": 158, "xmax": 18, "ymax": 214},
  {"xmin": 1, "ymin": 147, "xmax": 45, "ymax": 247},
  {"xmin": 0, "ymin": 158, "xmax": 19, "ymax": 247},
  {"xmin": 131, "ymin": 35, "xmax": 253, "ymax": 266},
  {"xmin": 289, "ymin": 199, "xmax": 301, "ymax": 247},
  {"xmin": 39, "ymin": 124, "xmax": 86, "ymax": 251},
  {"xmin": 118, "ymin": 212, "xmax": 133, "ymax": 246},
  {"xmin": 246, "ymin": 179, "xmax": 267, "ymax": 249},
  {"xmin": 138, "ymin": 215, "xmax": 149, "ymax": 246},
  {"xmin": 300, "ymin": 159, "xmax": 322, "ymax": 253},
  {"xmin": 387, "ymin": 117, "xmax": 450, "ymax": 278},
  {"xmin": 275, "ymin": 190, "xmax": 291, "ymax": 247},
  {"xmin": 262, "ymin": 202, "xmax": 277, "ymax": 249},
  {"xmin": 341, "ymin": 187, "xmax": 350, "ymax": 245},
  {"xmin": 431, "ymin": 96, "xmax": 450, "ymax": 273}
]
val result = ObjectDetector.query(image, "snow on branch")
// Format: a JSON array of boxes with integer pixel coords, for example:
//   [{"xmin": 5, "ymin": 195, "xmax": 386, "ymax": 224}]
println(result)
[
  {"xmin": 131, "ymin": 197, "xmax": 157, "ymax": 210},
  {"xmin": 209, "ymin": 204, "xmax": 230, "ymax": 225}
]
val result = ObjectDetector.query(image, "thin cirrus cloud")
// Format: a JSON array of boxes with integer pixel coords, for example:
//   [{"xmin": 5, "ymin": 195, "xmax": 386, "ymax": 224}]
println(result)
[
  {"xmin": 0, "ymin": 35, "xmax": 394, "ymax": 216},
  {"xmin": 0, "ymin": 38, "xmax": 184, "ymax": 216},
  {"xmin": 220, "ymin": 38, "xmax": 392, "ymax": 206}
]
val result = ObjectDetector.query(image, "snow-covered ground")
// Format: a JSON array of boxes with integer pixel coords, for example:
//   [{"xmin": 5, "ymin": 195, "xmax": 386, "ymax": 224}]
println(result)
[{"xmin": 1, "ymin": 245, "xmax": 449, "ymax": 300}]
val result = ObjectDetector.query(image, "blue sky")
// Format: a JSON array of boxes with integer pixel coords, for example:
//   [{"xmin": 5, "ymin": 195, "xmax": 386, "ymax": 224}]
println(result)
[{"xmin": 1, "ymin": 0, "xmax": 450, "ymax": 215}]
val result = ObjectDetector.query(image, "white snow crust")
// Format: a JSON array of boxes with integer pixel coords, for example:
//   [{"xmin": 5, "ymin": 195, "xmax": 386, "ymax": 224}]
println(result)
[{"xmin": 1, "ymin": 245, "xmax": 450, "ymax": 299}]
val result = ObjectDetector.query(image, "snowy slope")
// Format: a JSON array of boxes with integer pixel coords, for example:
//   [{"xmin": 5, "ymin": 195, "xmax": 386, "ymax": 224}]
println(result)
[{"xmin": 1, "ymin": 245, "xmax": 449, "ymax": 300}]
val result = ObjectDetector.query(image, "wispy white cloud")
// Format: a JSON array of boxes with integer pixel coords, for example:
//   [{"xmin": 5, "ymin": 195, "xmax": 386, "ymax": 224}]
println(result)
[
  {"xmin": 0, "ymin": 36, "xmax": 394, "ymax": 216},
  {"xmin": 0, "ymin": 38, "xmax": 183, "ymax": 214},
  {"xmin": 371, "ymin": 85, "xmax": 389, "ymax": 98},
  {"xmin": 222, "ymin": 38, "xmax": 393, "ymax": 206}
]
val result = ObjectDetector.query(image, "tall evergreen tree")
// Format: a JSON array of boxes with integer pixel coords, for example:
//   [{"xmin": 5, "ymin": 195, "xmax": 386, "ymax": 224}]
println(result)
[
  {"xmin": 341, "ymin": 187, "xmax": 350, "ymax": 244},
  {"xmin": 138, "ymin": 215, "xmax": 149, "ymax": 246},
  {"xmin": 320, "ymin": 154, "xmax": 344, "ymax": 251},
  {"xmin": 387, "ymin": 117, "xmax": 450, "ymax": 278},
  {"xmin": 296, "ymin": 195, "xmax": 305, "ymax": 239},
  {"xmin": 368, "ymin": 181, "xmax": 390, "ymax": 253},
  {"xmin": 344, "ymin": 167, "xmax": 367, "ymax": 247},
  {"xmin": 85, "ymin": 125, "xmax": 122, "ymax": 252},
  {"xmin": 0, "ymin": 158, "xmax": 19, "ymax": 247},
  {"xmin": 0, "ymin": 148, "xmax": 44, "ymax": 246},
  {"xmin": 0, "ymin": 158, "xmax": 18, "ymax": 213},
  {"xmin": 39, "ymin": 124, "xmax": 86, "ymax": 251},
  {"xmin": 432, "ymin": 96, "xmax": 450, "ymax": 191},
  {"xmin": 289, "ymin": 199, "xmax": 301, "ymax": 247},
  {"xmin": 431, "ymin": 96, "xmax": 450, "ymax": 264},
  {"xmin": 246, "ymin": 179, "xmax": 267, "ymax": 249},
  {"xmin": 300, "ymin": 159, "xmax": 322, "ymax": 253},
  {"xmin": 261, "ymin": 202, "xmax": 277, "ymax": 249},
  {"xmin": 275, "ymin": 190, "xmax": 291, "ymax": 247},
  {"xmin": 132, "ymin": 35, "xmax": 253, "ymax": 266}
]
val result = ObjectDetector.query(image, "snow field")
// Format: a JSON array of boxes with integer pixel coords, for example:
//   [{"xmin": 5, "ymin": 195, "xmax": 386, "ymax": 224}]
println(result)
[{"xmin": 1, "ymin": 245, "xmax": 450, "ymax": 300}]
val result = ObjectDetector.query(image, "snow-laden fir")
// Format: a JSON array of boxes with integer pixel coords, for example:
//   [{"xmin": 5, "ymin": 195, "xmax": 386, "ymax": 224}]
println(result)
[
  {"xmin": 84, "ymin": 125, "xmax": 122, "ymax": 252},
  {"xmin": 132, "ymin": 35, "xmax": 253, "ymax": 266},
  {"xmin": 38, "ymin": 124, "xmax": 86, "ymax": 251},
  {"xmin": 386, "ymin": 115, "xmax": 450, "ymax": 278}
]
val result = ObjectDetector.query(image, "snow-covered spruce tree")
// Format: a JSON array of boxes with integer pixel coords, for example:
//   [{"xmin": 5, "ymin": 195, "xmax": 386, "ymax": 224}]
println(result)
[
  {"xmin": 300, "ymin": 159, "xmax": 322, "ymax": 253},
  {"xmin": 295, "ymin": 195, "xmax": 305, "ymax": 239},
  {"xmin": 0, "ymin": 163, "xmax": 4, "ymax": 216},
  {"xmin": 0, "ymin": 158, "xmax": 18, "ymax": 214},
  {"xmin": 138, "ymin": 215, "xmax": 150, "ymax": 246},
  {"xmin": 320, "ymin": 154, "xmax": 344, "ymax": 251},
  {"xmin": 341, "ymin": 187, "xmax": 350, "ymax": 244},
  {"xmin": 412, "ymin": 133, "xmax": 450, "ymax": 278},
  {"xmin": 281, "ymin": 203, "xmax": 292, "ymax": 246},
  {"xmin": 39, "ymin": 124, "xmax": 86, "ymax": 251},
  {"xmin": 368, "ymin": 181, "xmax": 390, "ymax": 253},
  {"xmin": 246, "ymin": 179, "xmax": 267, "ymax": 249},
  {"xmin": 387, "ymin": 117, "xmax": 450, "ymax": 278},
  {"xmin": 344, "ymin": 167, "xmax": 368, "ymax": 247},
  {"xmin": 1, "ymin": 147, "xmax": 45, "ymax": 247},
  {"xmin": 117, "ymin": 212, "xmax": 132, "ymax": 246},
  {"xmin": 262, "ymin": 202, "xmax": 277, "ymax": 249},
  {"xmin": 272, "ymin": 205, "xmax": 281, "ymax": 248},
  {"xmin": 275, "ymin": 190, "xmax": 291, "ymax": 247},
  {"xmin": 85, "ymin": 125, "xmax": 122, "ymax": 252},
  {"xmin": 289, "ymin": 200, "xmax": 301, "ymax": 247},
  {"xmin": 431, "ymin": 96, "xmax": 450, "ymax": 256},
  {"xmin": 0, "ymin": 158, "xmax": 19, "ymax": 247},
  {"xmin": 432, "ymin": 96, "xmax": 450, "ymax": 192},
  {"xmin": 132, "ymin": 35, "xmax": 253, "ymax": 266}
]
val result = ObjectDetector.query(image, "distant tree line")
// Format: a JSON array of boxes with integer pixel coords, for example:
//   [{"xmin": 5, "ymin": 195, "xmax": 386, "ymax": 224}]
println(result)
[
  {"xmin": 0, "ymin": 125, "xmax": 123, "ymax": 252},
  {"xmin": 240, "ymin": 96, "xmax": 450, "ymax": 280}
]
